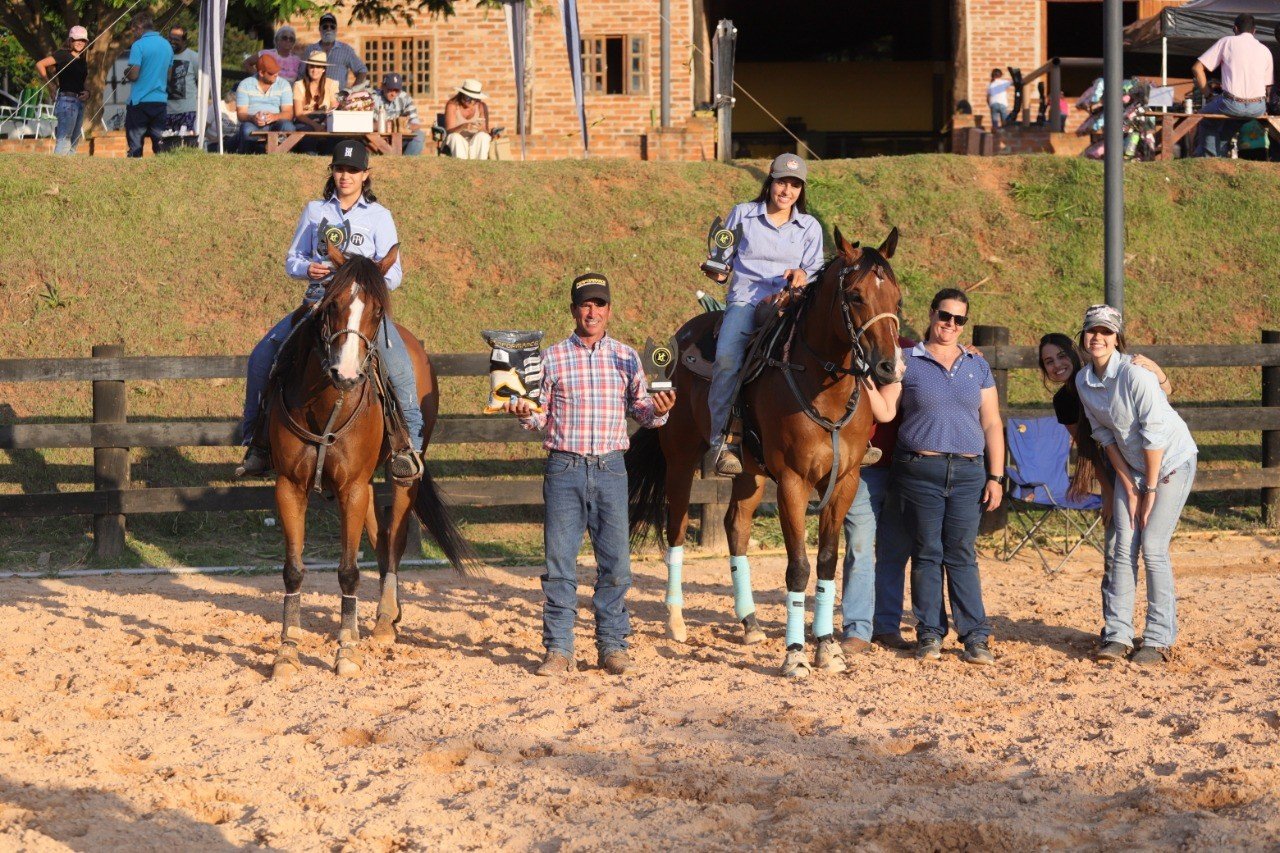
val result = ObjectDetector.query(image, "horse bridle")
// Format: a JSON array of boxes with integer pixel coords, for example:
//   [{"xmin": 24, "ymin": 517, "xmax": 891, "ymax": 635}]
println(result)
[
  {"xmin": 831, "ymin": 258, "xmax": 900, "ymax": 379},
  {"xmin": 317, "ymin": 285, "xmax": 378, "ymax": 382}
]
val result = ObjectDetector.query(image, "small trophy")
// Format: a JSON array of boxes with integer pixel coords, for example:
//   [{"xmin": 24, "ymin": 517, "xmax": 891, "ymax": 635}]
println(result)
[
  {"xmin": 700, "ymin": 216, "xmax": 743, "ymax": 278},
  {"xmin": 482, "ymin": 330, "xmax": 544, "ymax": 414},
  {"xmin": 644, "ymin": 339, "xmax": 674, "ymax": 394}
]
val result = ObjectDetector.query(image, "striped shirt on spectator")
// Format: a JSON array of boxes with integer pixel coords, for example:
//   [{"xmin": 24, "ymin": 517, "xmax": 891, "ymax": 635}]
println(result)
[
  {"xmin": 374, "ymin": 90, "xmax": 421, "ymax": 127},
  {"xmin": 520, "ymin": 334, "xmax": 668, "ymax": 456},
  {"xmin": 303, "ymin": 40, "xmax": 366, "ymax": 85}
]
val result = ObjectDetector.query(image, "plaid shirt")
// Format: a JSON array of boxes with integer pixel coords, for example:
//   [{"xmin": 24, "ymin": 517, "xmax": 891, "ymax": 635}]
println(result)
[
  {"xmin": 373, "ymin": 90, "xmax": 421, "ymax": 127},
  {"xmin": 521, "ymin": 333, "xmax": 668, "ymax": 455}
]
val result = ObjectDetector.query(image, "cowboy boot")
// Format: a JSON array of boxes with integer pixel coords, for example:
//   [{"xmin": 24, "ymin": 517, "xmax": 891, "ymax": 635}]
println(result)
[{"xmin": 235, "ymin": 445, "xmax": 273, "ymax": 478}]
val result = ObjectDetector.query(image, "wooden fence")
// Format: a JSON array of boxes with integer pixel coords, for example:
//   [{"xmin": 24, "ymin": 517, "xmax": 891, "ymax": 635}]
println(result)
[{"xmin": 2, "ymin": 328, "xmax": 1279, "ymax": 558}]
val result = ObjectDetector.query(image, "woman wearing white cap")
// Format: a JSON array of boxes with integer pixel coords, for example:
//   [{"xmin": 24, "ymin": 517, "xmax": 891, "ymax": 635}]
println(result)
[
  {"xmin": 443, "ymin": 79, "xmax": 494, "ymax": 159},
  {"xmin": 36, "ymin": 26, "xmax": 90, "ymax": 155},
  {"xmin": 1074, "ymin": 304, "xmax": 1197, "ymax": 666}
]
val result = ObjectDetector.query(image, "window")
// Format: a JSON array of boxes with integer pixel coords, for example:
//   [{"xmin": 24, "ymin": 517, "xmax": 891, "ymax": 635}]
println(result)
[
  {"xmin": 363, "ymin": 36, "xmax": 431, "ymax": 98},
  {"xmin": 581, "ymin": 35, "xmax": 648, "ymax": 95}
]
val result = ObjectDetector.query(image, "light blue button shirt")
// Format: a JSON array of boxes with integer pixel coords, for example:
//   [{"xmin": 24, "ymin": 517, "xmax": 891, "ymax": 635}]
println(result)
[
  {"xmin": 286, "ymin": 195, "xmax": 403, "ymax": 295},
  {"xmin": 1076, "ymin": 352, "xmax": 1197, "ymax": 480},
  {"xmin": 722, "ymin": 200, "xmax": 824, "ymax": 305}
]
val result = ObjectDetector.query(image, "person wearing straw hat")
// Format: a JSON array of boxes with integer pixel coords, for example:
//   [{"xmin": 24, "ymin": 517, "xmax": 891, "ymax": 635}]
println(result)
[
  {"xmin": 443, "ymin": 79, "xmax": 497, "ymax": 159},
  {"xmin": 35, "ymin": 25, "xmax": 89, "ymax": 155},
  {"xmin": 293, "ymin": 51, "xmax": 340, "ymax": 133}
]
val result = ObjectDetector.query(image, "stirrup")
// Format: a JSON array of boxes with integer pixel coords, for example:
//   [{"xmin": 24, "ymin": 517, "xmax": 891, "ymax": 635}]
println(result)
[
  {"xmin": 390, "ymin": 449, "xmax": 423, "ymax": 484},
  {"xmin": 713, "ymin": 442, "xmax": 743, "ymax": 477}
]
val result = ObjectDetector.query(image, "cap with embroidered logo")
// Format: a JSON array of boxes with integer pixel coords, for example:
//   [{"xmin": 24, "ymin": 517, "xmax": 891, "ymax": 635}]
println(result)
[
  {"xmin": 330, "ymin": 138, "xmax": 369, "ymax": 170},
  {"xmin": 769, "ymin": 153, "xmax": 808, "ymax": 182},
  {"xmin": 570, "ymin": 272, "xmax": 610, "ymax": 306}
]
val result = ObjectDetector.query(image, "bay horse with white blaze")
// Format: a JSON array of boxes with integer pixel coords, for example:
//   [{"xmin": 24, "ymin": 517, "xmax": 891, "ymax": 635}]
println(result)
[
  {"xmin": 268, "ymin": 244, "xmax": 472, "ymax": 680},
  {"xmin": 627, "ymin": 228, "xmax": 904, "ymax": 677}
]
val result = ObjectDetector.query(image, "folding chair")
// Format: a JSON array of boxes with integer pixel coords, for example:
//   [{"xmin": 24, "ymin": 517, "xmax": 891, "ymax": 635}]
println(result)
[{"xmin": 998, "ymin": 415, "xmax": 1104, "ymax": 574}]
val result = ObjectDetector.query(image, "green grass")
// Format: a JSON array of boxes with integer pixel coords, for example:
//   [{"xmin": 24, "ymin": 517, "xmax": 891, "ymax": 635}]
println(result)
[{"xmin": 2, "ymin": 152, "xmax": 1278, "ymax": 568}]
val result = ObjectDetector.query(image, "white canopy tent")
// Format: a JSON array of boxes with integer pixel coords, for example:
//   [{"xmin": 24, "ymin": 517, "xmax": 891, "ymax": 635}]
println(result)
[{"xmin": 195, "ymin": 0, "xmax": 227, "ymax": 152}]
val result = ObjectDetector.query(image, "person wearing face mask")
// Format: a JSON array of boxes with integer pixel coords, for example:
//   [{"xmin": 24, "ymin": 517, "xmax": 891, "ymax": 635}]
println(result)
[
  {"xmin": 304, "ymin": 13, "xmax": 367, "ymax": 88},
  {"xmin": 246, "ymin": 26, "xmax": 302, "ymax": 83}
]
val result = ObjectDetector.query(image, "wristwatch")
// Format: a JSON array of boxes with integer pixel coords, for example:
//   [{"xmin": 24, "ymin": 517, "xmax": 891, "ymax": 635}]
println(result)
[
  {"xmin": 986, "ymin": 473, "xmax": 1005, "ymax": 485},
  {"xmin": 1139, "ymin": 484, "xmax": 1158, "ymax": 495}
]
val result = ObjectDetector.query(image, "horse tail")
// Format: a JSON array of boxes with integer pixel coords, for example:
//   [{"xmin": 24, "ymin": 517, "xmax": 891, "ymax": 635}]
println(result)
[
  {"xmin": 413, "ymin": 465, "xmax": 481, "ymax": 576},
  {"xmin": 625, "ymin": 427, "xmax": 667, "ymax": 545}
]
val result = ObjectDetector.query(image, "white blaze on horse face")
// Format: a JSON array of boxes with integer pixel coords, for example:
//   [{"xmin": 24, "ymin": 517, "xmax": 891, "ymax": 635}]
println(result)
[
  {"xmin": 335, "ymin": 284, "xmax": 366, "ymax": 381},
  {"xmin": 892, "ymin": 341, "xmax": 906, "ymax": 381}
]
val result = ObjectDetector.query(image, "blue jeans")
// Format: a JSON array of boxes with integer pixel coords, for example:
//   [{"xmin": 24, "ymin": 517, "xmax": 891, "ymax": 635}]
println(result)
[
  {"xmin": 989, "ymin": 102, "xmax": 1010, "ymax": 129},
  {"xmin": 403, "ymin": 130, "xmax": 426, "ymax": 156},
  {"xmin": 241, "ymin": 309, "xmax": 424, "ymax": 451},
  {"xmin": 1199, "ymin": 94, "xmax": 1265, "ymax": 157},
  {"xmin": 708, "ymin": 301, "xmax": 760, "ymax": 443},
  {"xmin": 894, "ymin": 451, "xmax": 990, "ymax": 644},
  {"xmin": 1103, "ymin": 458, "xmax": 1195, "ymax": 649},
  {"xmin": 541, "ymin": 450, "xmax": 632, "ymax": 656},
  {"xmin": 237, "ymin": 119, "xmax": 297, "ymax": 153},
  {"xmin": 841, "ymin": 465, "xmax": 916, "ymax": 640},
  {"xmin": 125, "ymin": 102, "xmax": 166, "ymax": 157},
  {"xmin": 53, "ymin": 94, "xmax": 84, "ymax": 155}
]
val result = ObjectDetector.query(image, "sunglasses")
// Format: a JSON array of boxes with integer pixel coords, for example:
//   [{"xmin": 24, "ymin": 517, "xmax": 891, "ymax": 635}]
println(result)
[
  {"xmin": 934, "ymin": 309, "xmax": 969, "ymax": 327},
  {"xmin": 278, "ymin": 35, "xmax": 296, "ymax": 41}
]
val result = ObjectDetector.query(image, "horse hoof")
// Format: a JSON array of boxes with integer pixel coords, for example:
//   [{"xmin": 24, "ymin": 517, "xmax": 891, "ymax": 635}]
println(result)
[
  {"xmin": 666, "ymin": 605, "xmax": 687, "ymax": 643},
  {"xmin": 780, "ymin": 647, "xmax": 812, "ymax": 679},
  {"xmin": 334, "ymin": 645, "xmax": 361, "ymax": 677},
  {"xmin": 371, "ymin": 618, "xmax": 398, "ymax": 645},
  {"xmin": 272, "ymin": 649, "xmax": 300, "ymax": 681},
  {"xmin": 814, "ymin": 637, "xmax": 847, "ymax": 673},
  {"xmin": 742, "ymin": 614, "xmax": 766, "ymax": 645}
]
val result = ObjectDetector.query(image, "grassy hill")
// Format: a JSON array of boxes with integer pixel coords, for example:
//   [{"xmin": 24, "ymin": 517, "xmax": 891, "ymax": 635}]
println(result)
[{"xmin": 1, "ymin": 152, "xmax": 1278, "ymax": 567}]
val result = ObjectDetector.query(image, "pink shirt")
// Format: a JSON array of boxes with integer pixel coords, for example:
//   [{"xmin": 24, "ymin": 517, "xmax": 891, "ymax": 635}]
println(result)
[
  {"xmin": 1198, "ymin": 32, "xmax": 1273, "ymax": 100},
  {"xmin": 260, "ymin": 49, "xmax": 301, "ymax": 83}
]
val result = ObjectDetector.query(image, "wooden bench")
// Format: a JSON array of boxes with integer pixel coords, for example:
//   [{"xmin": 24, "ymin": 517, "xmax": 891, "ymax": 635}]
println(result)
[
  {"xmin": 249, "ymin": 129, "xmax": 404, "ymax": 155},
  {"xmin": 1140, "ymin": 112, "xmax": 1280, "ymax": 160}
]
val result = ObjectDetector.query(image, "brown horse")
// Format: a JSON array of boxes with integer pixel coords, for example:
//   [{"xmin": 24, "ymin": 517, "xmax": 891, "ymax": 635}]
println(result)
[
  {"xmin": 626, "ymin": 227, "xmax": 903, "ymax": 677},
  {"xmin": 268, "ymin": 246, "xmax": 471, "ymax": 680}
]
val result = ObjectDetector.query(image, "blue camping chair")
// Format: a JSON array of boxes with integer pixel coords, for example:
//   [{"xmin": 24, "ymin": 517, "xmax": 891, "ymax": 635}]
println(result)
[{"xmin": 999, "ymin": 416, "xmax": 1104, "ymax": 574}]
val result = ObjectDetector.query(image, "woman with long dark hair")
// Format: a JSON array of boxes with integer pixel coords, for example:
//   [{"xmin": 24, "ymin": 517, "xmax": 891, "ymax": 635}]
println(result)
[{"xmin": 236, "ymin": 139, "xmax": 423, "ymax": 482}]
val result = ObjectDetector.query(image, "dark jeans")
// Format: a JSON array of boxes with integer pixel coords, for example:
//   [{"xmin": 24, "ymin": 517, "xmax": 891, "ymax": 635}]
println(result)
[
  {"xmin": 125, "ymin": 102, "xmax": 166, "ymax": 157},
  {"xmin": 236, "ymin": 119, "xmax": 297, "ymax": 153},
  {"xmin": 541, "ymin": 450, "xmax": 632, "ymax": 657},
  {"xmin": 894, "ymin": 451, "xmax": 991, "ymax": 644}
]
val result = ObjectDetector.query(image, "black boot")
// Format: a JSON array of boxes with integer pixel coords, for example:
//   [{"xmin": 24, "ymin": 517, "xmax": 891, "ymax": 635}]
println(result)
[{"xmin": 235, "ymin": 446, "xmax": 273, "ymax": 478}]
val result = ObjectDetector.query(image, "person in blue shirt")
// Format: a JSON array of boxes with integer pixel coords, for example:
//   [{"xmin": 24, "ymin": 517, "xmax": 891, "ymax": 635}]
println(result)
[
  {"xmin": 123, "ymin": 11, "xmax": 173, "ymax": 157},
  {"xmin": 1074, "ymin": 304, "xmax": 1197, "ymax": 666},
  {"xmin": 703, "ymin": 153, "xmax": 824, "ymax": 476},
  {"xmin": 237, "ymin": 139, "xmax": 423, "ymax": 482},
  {"xmin": 234, "ymin": 52, "xmax": 295, "ymax": 153}
]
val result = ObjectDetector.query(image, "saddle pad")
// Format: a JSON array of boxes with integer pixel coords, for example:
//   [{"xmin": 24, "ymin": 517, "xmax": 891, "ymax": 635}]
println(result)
[{"xmin": 673, "ymin": 312, "xmax": 722, "ymax": 382}]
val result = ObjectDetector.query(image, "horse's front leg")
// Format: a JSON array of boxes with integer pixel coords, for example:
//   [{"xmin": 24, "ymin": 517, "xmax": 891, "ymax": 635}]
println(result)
[
  {"xmin": 725, "ymin": 472, "xmax": 767, "ymax": 644},
  {"xmin": 272, "ymin": 479, "xmax": 310, "ymax": 681},
  {"xmin": 372, "ymin": 478, "xmax": 414, "ymax": 644},
  {"xmin": 813, "ymin": 471, "xmax": 863, "ymax": 674},
  {"xmin": 775, "ymin": 475, "xmax": 813, "ymax": 678},
  {"xmin": 334, "ymin": 482, "xmax": 370, "ymax": 676}
]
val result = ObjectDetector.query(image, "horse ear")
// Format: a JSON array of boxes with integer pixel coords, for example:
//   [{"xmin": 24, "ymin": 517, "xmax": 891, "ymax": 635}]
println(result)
[
  {"xmin": 377, "ymin": 244, "xmax": 400, "ymax": 276},
  {"xmin": 877, "ymin": 227, "xmax": 900, "ymax": 259},
  {"xmin": 326, "ymin": 239, "xmax": 347, "ymax": 268},
  {"xmin": 833, "ymin": 226, "xmax": 861, "ymax": 258}
]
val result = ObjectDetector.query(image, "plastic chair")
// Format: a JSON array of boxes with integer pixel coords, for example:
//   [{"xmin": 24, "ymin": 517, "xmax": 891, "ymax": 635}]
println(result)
[
  {"xmin": 999, "ymin": 416, "xmax": 1104, "ymax": 574},
  {"xmin": 430, "ymin": 112, "xmax": 450, "ymax": 156}
]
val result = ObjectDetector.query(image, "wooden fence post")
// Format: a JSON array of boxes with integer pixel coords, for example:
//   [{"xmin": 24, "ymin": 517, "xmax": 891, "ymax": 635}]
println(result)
[
  {"xmin": 973, "ymin": 325, "xmax": 1009, "ymax": 535},
  {"xmin": 92, "ymin": 344, "xmax": 129, "ymax": 559},
  {"xmin": 1263, "ymin": 330, "xmax": 1279, "ymax": 527},
  {"xmin": 698, "ymin": 454, "xmax": 727, "ymax": 552}
]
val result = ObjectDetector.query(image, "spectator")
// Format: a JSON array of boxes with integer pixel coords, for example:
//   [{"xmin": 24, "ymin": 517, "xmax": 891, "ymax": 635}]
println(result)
[
  {"xmin": 123, "ymin": 10, "xmax": 173, "ymax": 158},
  {"xmin": 443, "ymin": 79, "xmax": 496, "ymax": 159},
  {"xmin": 304, "ymin": 13, "xmax": 367, "ymax": 88},
  {"xmin": 503, "ymin": 273, "xmax": 675, "ymax": 677},
  {"xmin": 246, "ymin": 26, "xmax": 302, "ymax": 83},
  {"xmin": 1193, "ymin": 13, "xmax": 1272, "ymax": 157},
  {"xmin": 292, "ymin": 51, "xmax": 339, "ymax": 132},
  {"xmin": 35, "ymin": 25, "xmax": 89, "ymax": 156},
  {"xmin": 373, "ymin": 73, "xmax": 425, "ymax": 155},
  {"xmin": 234, "ymin": 52, "xmax": 295, "ymax": 153},
  {"xmin": 987, "ymin": 68, "xmax": 1012, "ymax": 130},
  {"xmin": 1074, "ymin": 305, "xmax": 1197, "ymax": 666},
  {"xmin": 165, "ymin": 26, "xmax": 199, "ymax": 137}
]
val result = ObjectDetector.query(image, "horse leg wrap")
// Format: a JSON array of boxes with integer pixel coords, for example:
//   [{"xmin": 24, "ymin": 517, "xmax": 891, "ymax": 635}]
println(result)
[
  {"xmin": 730, "ymin": 555, "xmax": 755, "ymax": 619},
  {"xmin": 785, "ymin": 591, "xmax": 806, "ymax": 649},
  {"xmin": 341, "ymin": 594, "xmax": 359, "ymax": 643},
  {"xmin": 281, "ymin": 592, "xmax": 301, "ymax": 642},
  {"xmin": 813, "ymin": 579, "xmax": 835, "ymax": 640},
  {"xmin": 665, "ymin": 546, "xmax": 685, "ymax": 607}
]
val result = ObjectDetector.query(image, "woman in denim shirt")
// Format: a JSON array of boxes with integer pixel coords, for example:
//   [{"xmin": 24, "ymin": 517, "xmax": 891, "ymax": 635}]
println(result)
[{"xmin": 1074, "ymin": 305, "xmax": 1197, "ymax": 666}]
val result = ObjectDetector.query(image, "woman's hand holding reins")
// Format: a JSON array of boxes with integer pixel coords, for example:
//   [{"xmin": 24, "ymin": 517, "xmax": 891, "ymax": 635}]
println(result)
[{"xmin": 782, "ymin": 268, "xmax": 807, "ymax": 291}]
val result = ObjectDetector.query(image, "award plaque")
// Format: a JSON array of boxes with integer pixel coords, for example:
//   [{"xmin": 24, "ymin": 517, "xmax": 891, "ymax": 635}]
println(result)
[
  {"xmin": 644, "ymin": 339, "xmax": 674, "ymax": 394},
  {"xmin": 482, "ymin": 330, "xmax": 544, "ymax": 414},
  {"xmin": 700, "ymin": 216, "xmax": 743, "ymax": 277}
]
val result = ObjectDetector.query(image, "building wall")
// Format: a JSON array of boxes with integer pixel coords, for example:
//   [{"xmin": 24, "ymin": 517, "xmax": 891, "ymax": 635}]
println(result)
[
  {"xmin": 964, "ymin": 0, "xmax": 1045, "ymax": 115},
  {"xmin": 287, "ymin": 0, "xmax": 712, "ymax": 160}
]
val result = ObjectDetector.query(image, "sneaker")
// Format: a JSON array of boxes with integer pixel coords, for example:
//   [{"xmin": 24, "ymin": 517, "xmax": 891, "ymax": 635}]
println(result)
[
  {"xmin": 915, "ymin": 635, "xmax": 943, "ymax": 661},
  {"xmin": 599, "ymin": 650, "xmax": 629, "ymax": 675},
  {"xmin": 1130, "ymin": 645, "xmax": 1170, "ymax": 666},
  {"xmin": 713, "ymin": 443, "xmax": 743, "ymax": 477},
  {"xmin": 872, "ymin": 632, "xmax": 913, "ymax": 651},
  {"xmin": 235, "ymin": 446, "xmax": 272, "ymax": 478},
  {"xmin": 535, "ymin": 650, "xmax": 572, "ymax": 677},
  {"xmin": 961, "ymin": 641, "xmax": 995, "ymax": 666},
  {"xmin": 390, "ymin": 449, "xmax": 424, "ymax": 482},
  {"xmin": 1095, "ymin": 641, "xmax": 1131, "ymax": 663}
]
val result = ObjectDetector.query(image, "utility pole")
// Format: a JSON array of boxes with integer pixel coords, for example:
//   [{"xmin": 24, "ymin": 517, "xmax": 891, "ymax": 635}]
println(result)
[
  {"xmin": 1103, "ymin": 0, "xmax": 1124, "ymax": 311},
  {"xmin": 713, "ymin": 20, "xmax": 737, "ymax": 162}
]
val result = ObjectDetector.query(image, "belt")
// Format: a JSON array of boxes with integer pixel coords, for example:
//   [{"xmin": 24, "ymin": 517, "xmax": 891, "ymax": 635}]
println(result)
[
  {"xmin": 549, "ymin": 449, "xmax": 620, "ymax": 465},
  {"xmin": 56, "ymin": 91, "xmax": 84, "ymax": 99},
  {"xmin": 1225, "ymin": 92, "xmax": 1266, "ymax": 104},
  {"xmin": 900, "ymin": 450, "xmax": 980, "ymax": 460}
]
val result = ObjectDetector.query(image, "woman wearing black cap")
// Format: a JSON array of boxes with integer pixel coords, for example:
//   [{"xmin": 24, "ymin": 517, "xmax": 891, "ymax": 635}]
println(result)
[{"xmin": 237, "ymin": 138, "xmax": 423, "ymax": 482}]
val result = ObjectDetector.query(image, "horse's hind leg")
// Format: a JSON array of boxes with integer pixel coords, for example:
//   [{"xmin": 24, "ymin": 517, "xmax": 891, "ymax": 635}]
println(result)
[
  {"xmin": 334, "ymin": 483, "xmax": 370, "ymax": 676},
  {"xmin": 726, "ymin": 473, "xmax": 768, "ymax": 645},
  {"xmin": 372, "ymin": 481, "xmax": 414, "ymax": 644},
  {"xmin": 272, "ymin": 481, "xmax": 309, "ymax": 681}
]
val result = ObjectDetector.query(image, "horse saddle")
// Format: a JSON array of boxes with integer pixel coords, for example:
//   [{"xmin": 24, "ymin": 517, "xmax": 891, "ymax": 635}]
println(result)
[{"xmin": 671, "ymin": 300, "xmax": 799, "ymax": 387}]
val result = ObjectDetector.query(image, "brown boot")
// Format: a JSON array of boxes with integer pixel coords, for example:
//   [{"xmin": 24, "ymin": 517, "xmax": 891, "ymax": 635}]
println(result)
[
  {"xmin": 235, "ymin": 446, "xmax": 272, "ymax": 478},
  {"xmin": 599, "ymin": 649, "xmax": 630, "ymax": 675},
  {"xmin": 535, "ymin": 650, "xmax": 572, "ymax": 677},
  {"xmin": 713, "ymin": 443, "xmax": 743, "ymax": 477}
]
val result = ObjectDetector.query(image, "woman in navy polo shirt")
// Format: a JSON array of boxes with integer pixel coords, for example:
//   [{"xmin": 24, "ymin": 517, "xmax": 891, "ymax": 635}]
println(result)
[{"xmin": 869, "ymin": 288, "xmax": 1004, "ymax": 665}]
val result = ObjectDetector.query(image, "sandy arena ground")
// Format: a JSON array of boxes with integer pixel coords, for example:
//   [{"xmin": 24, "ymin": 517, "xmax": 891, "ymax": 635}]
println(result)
[{"xmin": 2, "ymin": 534, "xmax": 1279, "ymax": 850}]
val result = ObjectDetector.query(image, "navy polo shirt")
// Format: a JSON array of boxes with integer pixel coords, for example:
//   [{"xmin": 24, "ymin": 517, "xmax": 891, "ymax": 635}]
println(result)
[{"xmin": 897, "ymin": 342, "xmax": 995, "ymax": 455}]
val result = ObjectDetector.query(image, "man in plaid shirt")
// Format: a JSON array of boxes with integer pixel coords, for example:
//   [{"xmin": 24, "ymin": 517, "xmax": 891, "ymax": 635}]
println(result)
[{"xmin": 505, "ymin": 272, "xmax": 675, "ymax": 676}]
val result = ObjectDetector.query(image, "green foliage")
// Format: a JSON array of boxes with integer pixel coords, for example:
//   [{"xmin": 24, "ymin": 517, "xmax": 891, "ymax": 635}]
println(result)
[{"xmin": 0, "ymin": 30, "xmax": 36, "ymax": 91}]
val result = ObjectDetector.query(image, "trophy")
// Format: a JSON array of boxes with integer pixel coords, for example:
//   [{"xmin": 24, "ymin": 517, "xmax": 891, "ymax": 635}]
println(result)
[
  {"xmin": 644, "ymin": 339, "xmax": 674, "ymax": 394},
  {"xmin": 700, "ymin": 216, "xmax": 743, "ymax": 278},
  {"xmin": 482, "ymin": 330, "xmax": 544, "ymax": 414}
]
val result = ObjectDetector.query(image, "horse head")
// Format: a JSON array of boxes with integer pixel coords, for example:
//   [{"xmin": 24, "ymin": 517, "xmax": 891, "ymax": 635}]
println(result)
[
  {"xmin": 831, "ymin": 226, "xmax": 905, "ymax": 386},
  {"xmin": 316, "ymin": 242, "xmax": 398, "ymax": 391}
]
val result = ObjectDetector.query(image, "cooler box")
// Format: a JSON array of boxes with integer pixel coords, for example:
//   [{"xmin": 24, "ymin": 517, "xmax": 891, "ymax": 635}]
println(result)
[{"xmin": 326, "ymin": 111, "xmax": 374, "ymax": 133}]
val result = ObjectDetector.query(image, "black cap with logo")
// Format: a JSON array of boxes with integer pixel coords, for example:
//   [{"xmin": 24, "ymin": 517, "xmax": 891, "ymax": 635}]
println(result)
[
  {"xmin": 330, "ymin": 138, "xmax": 369, "ymax": 170},
  {"xmin": 570, "ymin": 272, "xmax": 610, "ymax": 306}
]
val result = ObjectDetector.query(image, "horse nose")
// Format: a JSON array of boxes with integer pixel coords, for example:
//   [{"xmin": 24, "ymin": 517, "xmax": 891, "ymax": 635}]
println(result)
[
  {"xmin": 329, "ymin": 367, "xmax": 361, "ymax": 390},
  {"xmin": 874, "ymin": 359, "xmax": 896, "ymax": 384}
]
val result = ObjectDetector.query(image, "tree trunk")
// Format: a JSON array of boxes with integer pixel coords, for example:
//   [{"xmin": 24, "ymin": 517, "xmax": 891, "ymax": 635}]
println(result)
[
  {"xmin": 82, "ymin": 37, "xmax": 122, "ymax": 140},
  {"xmin": 951, "ymin": 0, "xmax": 967, "ymax": 111}
]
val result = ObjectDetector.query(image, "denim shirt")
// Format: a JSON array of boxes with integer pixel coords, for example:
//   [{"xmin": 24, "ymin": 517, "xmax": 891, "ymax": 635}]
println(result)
[
  {"xmin": 722, "ymin": 201, "xmax": 824, "ymax": 305},
  {"xmin": 1076, "ymin": 352, "xmax": 1197, "ymax": 479},
  {"xmin": 285, "ymin": 195, "xmax": 403, "ymax": 301}
]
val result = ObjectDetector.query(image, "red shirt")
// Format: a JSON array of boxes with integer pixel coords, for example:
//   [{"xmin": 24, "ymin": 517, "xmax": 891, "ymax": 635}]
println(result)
[{"xmin": 867, "ymin": 336, "xmax": 916, "ymax": 468}]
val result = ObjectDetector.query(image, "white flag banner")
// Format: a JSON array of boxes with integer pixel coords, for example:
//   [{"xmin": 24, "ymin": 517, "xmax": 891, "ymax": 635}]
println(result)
[
  {"xmin": 196, "ymin": 0, "xmax": 227, "ymax": 152},
  {"xmin": 558, "ymin": 0, "xmax": 588, "ymax": 155}
]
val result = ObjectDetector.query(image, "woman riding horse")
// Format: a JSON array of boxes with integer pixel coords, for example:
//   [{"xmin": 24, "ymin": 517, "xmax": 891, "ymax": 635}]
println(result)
[{"xmin": 237, "ymin": 139, "xmax": 423, "ymax": 483}]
